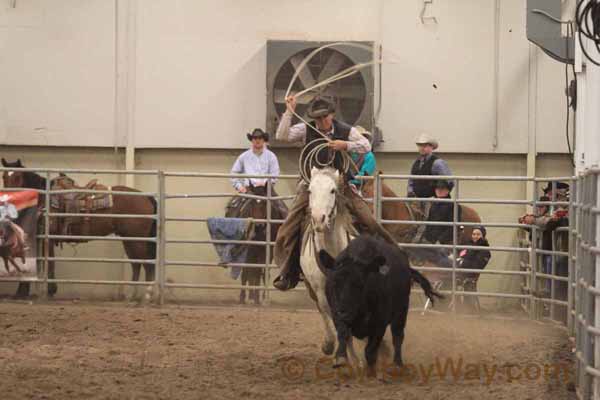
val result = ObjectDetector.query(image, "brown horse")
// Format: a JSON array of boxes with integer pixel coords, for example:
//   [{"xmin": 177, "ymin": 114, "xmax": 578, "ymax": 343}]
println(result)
[
  {"xmin": 1, "ymin": 158, "xmax": 157, "ymax": 300},
  {"xmin": 225, "ymin": 183, "xmax": 288, "ymax": 304}
]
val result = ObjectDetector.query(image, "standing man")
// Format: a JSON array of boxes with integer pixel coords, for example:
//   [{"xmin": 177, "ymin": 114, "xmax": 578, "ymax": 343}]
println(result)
[
  {"xmin": 407, "ymin": 134, "xmax": 453, "ymax": 198},
  {"xmin": 230, "ymin": 128, "xmax": 280, "ymax": 194},
  {"xmin": 272, "ymin": 96, "xmax": 398, "ymax": 290}
]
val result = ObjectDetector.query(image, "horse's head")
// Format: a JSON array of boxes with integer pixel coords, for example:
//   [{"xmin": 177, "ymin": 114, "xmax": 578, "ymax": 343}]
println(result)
[
  {"xmin": 308, "ymin": 167, "xmax": 341, "ymax": 233},
  {"xmin": 1, "ymin": 158, "xmax": 25, "ymax": 188},
  {"xmin": 246, "ymin": 187, "xmax": 268, "ymax": 221},
  {"xmin": 234, "ymin": 185, "xmax": 269, "ymax": 240}
]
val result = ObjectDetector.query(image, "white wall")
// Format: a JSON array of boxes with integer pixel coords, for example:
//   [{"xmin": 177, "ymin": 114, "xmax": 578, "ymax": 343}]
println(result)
[
  {"xmin": 0, "ymin": 0, "xmax": 116, "ymax": 146},
  {"xmin": 0, "ymin": 0, "xmax": 576, "ymax": 153}
]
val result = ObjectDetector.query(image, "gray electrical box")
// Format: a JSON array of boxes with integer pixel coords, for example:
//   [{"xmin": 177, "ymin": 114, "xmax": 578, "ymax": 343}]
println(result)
[{"xmin": 527, "ymin": 0, "xmax": 574, "ymax": 63}]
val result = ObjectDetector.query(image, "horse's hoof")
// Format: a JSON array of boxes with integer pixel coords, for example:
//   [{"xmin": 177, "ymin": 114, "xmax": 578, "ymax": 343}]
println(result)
[
  {"xmin": 333, "ymin": 356, "xmax": 348, "ymax": 368},
  {"xmin": 321, "ymin": 341, "xmax": 335, "ymax": 355}
]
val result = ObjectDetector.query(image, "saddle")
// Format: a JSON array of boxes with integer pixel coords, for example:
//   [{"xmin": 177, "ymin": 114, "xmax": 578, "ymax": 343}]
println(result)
[{"xmin": 50, "ymin": 174, "xmax": 113, "ymax": 236}]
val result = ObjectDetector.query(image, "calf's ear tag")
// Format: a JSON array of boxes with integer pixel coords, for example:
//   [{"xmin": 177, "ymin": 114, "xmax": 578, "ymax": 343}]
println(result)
[{"xmin": 379, "ymin": 265, "xmax": 390, "ymax": 276}]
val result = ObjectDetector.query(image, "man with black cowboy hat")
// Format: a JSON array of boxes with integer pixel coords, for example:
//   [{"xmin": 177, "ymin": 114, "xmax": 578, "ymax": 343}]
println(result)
[
  {"xmin": 230, "ymin": 128, "xmax": 279, "ymax": 194},
  {"xmin": 228, "ymin": 128, "xmax": 288, "ymax": 218},
  {"xmin": 272, "ymin": 96, "xmax": 399, "ymax": 291}
]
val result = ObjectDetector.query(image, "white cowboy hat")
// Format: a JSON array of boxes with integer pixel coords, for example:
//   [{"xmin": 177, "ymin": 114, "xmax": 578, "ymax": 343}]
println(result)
[{"xmin": 415, "ymin": 133, "xmax": 439, "ymax": 150}]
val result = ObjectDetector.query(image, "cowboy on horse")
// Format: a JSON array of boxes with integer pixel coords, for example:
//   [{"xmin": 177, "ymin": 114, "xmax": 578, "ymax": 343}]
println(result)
[
  {"xmin": 0, "ymin": 194, "xmax": 28, "ymax": 274},
  {"xmin": 228, "ymin": 128, "xmax": 287, "ymax": 217},
  {"xmin": 272, "ymin": 96, "xmax": 399, "ymax": 290}
]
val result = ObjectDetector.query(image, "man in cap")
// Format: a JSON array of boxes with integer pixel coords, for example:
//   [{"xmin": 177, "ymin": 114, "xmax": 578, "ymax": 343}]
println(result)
[
  {"xmin": 272, "ymin": 96, "xmax": 398, "ymax": 290},
  {"xmin": 423, "ymin": 179, "xmax": 457, "ymax": 245},
  {"xmin": 542, "ymin": 181, "xmax": 570, "ymax": 209},
  {"xmin": 407, "ymin": 134, "xmax": 453, "ymax": 198},
  {"xmin": 520, "ymin": 181, "xmax": 570, "ymax": 315},
  {"xmin": 230, "ymin": 128, "xmax": 280, "ymax": 194},
  {"xmin": 520, "ymin": 181, "xmax": 570, "ymax": 227}
]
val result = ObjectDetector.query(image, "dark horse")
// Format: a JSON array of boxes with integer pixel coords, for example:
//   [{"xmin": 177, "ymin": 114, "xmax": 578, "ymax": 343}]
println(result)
[
  {"xmin": 1, "ymin": 158, "xmax": 156, "ymax": 300},
  {"xmin": 225, "ymin": 183, "xmax": 288, "ymax": 304}
]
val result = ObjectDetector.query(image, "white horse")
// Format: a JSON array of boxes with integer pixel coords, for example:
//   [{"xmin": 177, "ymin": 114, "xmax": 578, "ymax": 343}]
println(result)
[{"xmin": 300, "ymin": 167, "xmax": 359, "ymax": 359}]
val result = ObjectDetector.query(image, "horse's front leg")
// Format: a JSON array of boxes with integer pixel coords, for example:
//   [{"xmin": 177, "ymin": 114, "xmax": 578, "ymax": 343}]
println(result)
[
  {"xmin": 47, "ymin": 242, "xmax": 57, "ymax": 297},
  {"xmin": 2, "ymin": 256, "xmax": 11, "ymax": 273},
  {"xmin": 315, "ymin": 290, "xmax": 336, "ymax": 356},
  {"xmin": 305, "ymin": 279, "xmax": 335, "ymax": 356},
  {"xmin": 9, "ymin": 256, "xmax": 22, "ymax": 273},
  {"xmin": 129, "ymin": 263, "xmax": 141, "ymax": 302},
  {"xmin": 239, "ymin": 268, "xmax": 247, "ymax": 305}
]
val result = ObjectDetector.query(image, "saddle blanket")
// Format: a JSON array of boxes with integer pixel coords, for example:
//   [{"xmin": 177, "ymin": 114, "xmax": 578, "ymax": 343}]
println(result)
[{"xmin": 207, "ymin": 217, "xmax": 253, "ymax": 280}]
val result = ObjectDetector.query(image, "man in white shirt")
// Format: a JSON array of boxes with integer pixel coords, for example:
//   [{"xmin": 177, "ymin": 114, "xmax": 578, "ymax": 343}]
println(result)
[
  {"xmin": 228, "ymin": 128, "xmax": 287, "ymax": 216},
  {"xmin": 231, "ymin": 128, "xmax": 279, "ymax": 193},
  {"xmin": 272, "ymin": 97, "xmax": 399, "ymax": 290}
]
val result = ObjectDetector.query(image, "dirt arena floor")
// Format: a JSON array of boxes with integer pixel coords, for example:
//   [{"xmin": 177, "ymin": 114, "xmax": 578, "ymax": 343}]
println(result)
[{"xmin": 0, "ymin": 301, "xmax": 576, "ymax": 400}]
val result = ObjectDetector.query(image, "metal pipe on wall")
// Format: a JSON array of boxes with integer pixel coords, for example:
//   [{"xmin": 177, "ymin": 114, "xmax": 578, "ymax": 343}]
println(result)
[
  {"xmin": 527, "ymin": 44, "xmax": 538, "ymax": 213},
  {"xmin": 115, "ymin": 0, "xmax": 137, "ymax": 189},
  {"xmin": 115, "ymin": 0, "xmax": 138, "ymax": 297},
  {"xmin": 125, "ymin": 0, "xmax": 137, "ymax": 189},
  {"xmin": 492, "ymin": 0, "xmax": 501, "ymax": 150}
]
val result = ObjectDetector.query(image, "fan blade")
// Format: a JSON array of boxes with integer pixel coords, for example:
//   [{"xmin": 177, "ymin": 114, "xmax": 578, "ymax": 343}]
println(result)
[
  {"xmin": 318, "ymin": 52, "xmax": 347, "ymax": 82},
  {"xmin": 322, "ymin": 85, "xmax": 366, "ymax": 101},
  {"xmin": 274, "ymin": 90, "xmax": 315, "ymax": 105},
  {"xmin": 289, "ymin": 54, "xmax": 317, "ymax": 90}
]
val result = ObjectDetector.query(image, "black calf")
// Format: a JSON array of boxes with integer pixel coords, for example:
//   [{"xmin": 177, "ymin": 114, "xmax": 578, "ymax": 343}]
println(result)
[{"xmin": 319, "ymin": 234, "xmax": 441, "ymax": 374}]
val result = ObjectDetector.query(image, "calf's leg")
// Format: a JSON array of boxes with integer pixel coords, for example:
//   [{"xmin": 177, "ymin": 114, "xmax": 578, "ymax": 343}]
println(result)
[
  {"xmin": 364, "ymin": 324, "xmax": 386, "ymax": 377},
  {"xmin": 391, "ymin": 301, "xmax": 409, "ymax": 367},
  {"xmin": 333, "ymin": 319, "xmax": 352, "ymax": 368}
]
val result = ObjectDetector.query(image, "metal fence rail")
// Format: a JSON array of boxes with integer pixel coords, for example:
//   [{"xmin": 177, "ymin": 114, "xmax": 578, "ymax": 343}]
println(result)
[
  {"xmin": 0, "ymin": 170, "xmax": 576, "ymax": 311},
  {"xmin": 573, "ymin": 169, "xmax": 600, "ymax": 400},
  {"xmin": 0, "ymin": 167, "xmax": 575, "ymax": 311}
]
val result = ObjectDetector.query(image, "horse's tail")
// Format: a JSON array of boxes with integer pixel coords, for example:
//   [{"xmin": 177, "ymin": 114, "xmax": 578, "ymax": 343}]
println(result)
[
  {"xmin": 409, "ymin": 267, "xmax": 444, "ymax": 305},
  {"xmin": 148, "ymin": 196, "xmax": 157, "ymax": 260}
]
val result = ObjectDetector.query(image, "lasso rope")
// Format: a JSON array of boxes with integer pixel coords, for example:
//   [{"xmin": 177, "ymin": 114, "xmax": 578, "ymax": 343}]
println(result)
[
  {"xmin": 284, "ymin": 42, "xmax": 385, "ymax": 182},
  {"xmin": 299, "ymin": 138, "xmax": 351, "ymax": 183}
]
